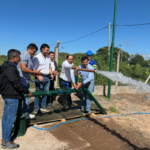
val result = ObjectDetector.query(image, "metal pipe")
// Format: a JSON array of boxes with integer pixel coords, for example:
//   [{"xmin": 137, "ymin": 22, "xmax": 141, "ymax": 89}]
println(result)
[
  {"xmin": 24, "ymin": 88, "xmax": 107, "ymax": 115},
  {"xmin": 78, "ymin": 68, "xmax": 96, "ymax": 73},
  {"xmin": 83, "ymin": 88, "xmax": 107, "ymax": 114},
  {"xmin": 108, "ymin": 0, "xmax": 118, "ymax": 99},
  {"xmin": 75, "ymin": 71, "xmax": 78, "ymax": 84}
]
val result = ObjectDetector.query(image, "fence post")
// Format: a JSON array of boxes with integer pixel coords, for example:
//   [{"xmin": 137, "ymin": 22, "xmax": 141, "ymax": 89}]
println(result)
[
  {"xmin": 54, "ymin": 41, "xmax": 60, "ymax": 88},
  {"xmin": 115, "ymin": 49, "xmax": 122, "ymax": 94}
]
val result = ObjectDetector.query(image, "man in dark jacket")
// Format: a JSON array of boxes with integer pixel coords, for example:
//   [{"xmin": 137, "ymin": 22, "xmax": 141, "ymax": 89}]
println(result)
[
  {"xmin": 0, "ymin": 49, "xmax": 32, "ymax": 149},
  {"xmin": 47, "ymin": 51, "xmax": 58, "ymax": 107}
]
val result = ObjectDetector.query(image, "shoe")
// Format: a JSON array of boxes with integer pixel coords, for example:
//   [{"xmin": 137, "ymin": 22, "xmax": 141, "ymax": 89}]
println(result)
[
  {"xmin": 83, "ymin": 110, "xmax": 91, "ymax": 115},
  {"xmin": 40, "ymin": 107, "xmax": 50, "ymax": 112},
  {"xmin": 34, "ymin": 109, "xmax": 39, "ymax": 115},
  {"xmin": 1, "ymin": 139, "xmax": 3, "ymax": 145},
  {"xmin": 79, "ymin": 107, "xmax": 85, "ymax": 112},
  {"xmin": 1, "ymin": 140, "xmax": 19, "ymax": 149},
  {"xmin": 47, "ymin": 103, "xmax": 54, "ymax": 108},
  {"xmin": 25, "ymin": 114, "xmax": 35, "ymax": 119},
  {"xmin": 63, "ymin": 105, "xmax": 69, "ymax": 110}
]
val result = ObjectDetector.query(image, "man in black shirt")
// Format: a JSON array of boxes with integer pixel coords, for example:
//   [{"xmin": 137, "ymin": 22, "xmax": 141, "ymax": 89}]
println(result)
[
  {"xmin": 47, "ymin": 51, "xmax": 58, "ymax": 107},
  {"xmin": 0, "ymin": 49, "xmax": 32, "ymax": 149}
]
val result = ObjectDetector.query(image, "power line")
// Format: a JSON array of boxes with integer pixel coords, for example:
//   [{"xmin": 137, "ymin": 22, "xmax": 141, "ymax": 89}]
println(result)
[
  {"xmin": 116, "ymin": 22, "xmax": 150, "ymax": 26},
  {"xmin": 61, "ymin": 26, "xmax": 108, "ymax": 44},
  {"xmin": 59, "ymin": 22, "xmax": 150, "ymax": 45},
  {"xmin": 0, "ymin": 22, "xmax": 150, "ymax": 46}
]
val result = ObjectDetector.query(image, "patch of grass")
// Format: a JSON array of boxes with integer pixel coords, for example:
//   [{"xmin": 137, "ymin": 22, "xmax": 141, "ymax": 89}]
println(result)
[{"xmin": 108, "ymin": 106, "xmax": 119, "ymax": 114}]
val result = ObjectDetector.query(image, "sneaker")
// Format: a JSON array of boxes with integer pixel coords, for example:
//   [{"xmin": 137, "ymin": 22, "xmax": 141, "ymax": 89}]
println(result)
[
  {"xmin": 79, "ymin": 107, "xmax": 85, "ymax": 112},
  {"xmin": 1, "ymin": 140, "xmax": 19, "ymax": 149},
  {"xmin": 1, "ymin": 139, "xmax": 3, "ymax": 145},
  {"xmin": 83, "ymin": 110, "xmax": 91, "ymax": 115},
  {"xmin": 40, "ymin": 107, "xmax": 50, "ymax": 112},
  {"xmin": 25, "ymin": 114, "xmax": 35, "ymax": 119},
  {"xmin": 64, "ymin": 105, "xmax": 69, "ymax": 110},
  {"xmin": 34, "ymin": 109, "xmax": 39, "ymax": 115},
  {"xmin": 47, "ymin": 103, "xmax": 54, "ymax": 108}
]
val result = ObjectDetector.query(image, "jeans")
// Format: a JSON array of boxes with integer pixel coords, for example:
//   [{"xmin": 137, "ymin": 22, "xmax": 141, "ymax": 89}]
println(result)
[
  {"xmin": 58, "ymin": 78, "xmax": 72, "ymax": 107},
  {"xmin": 2, "ymin": 98, "xmax": 19, "ymax": 143},
  {"xmin": 23, "ymin": 84, "xmax": 30, "ymax": 113},
  {"xmin": 34, "ymin": 76, "xmax": 50, "ymax": 110},
  {"xmin": 47, "ymin": 79, "xmax": 56, "ymax": 104},
  {"xmin": 82, "ymin": 80, "xmax": 94, "ymax": 111}
]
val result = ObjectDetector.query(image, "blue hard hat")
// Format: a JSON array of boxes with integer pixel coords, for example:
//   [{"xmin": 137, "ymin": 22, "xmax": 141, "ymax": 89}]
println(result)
[{"xmin": 86, "ymin": 50, "xmax": 92, "ymax": 56}]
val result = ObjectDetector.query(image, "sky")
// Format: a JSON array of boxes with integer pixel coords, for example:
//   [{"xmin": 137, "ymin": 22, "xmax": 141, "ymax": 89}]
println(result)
[{"xmin": 0, "ymin": 0, "xmax": 149, "ymax": 59}]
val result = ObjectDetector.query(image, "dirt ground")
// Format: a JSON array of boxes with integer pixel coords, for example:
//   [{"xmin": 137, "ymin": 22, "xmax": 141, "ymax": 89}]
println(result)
[{"xmin": 1, "ymin": 93, "xmax": 150, "ymax": 150}]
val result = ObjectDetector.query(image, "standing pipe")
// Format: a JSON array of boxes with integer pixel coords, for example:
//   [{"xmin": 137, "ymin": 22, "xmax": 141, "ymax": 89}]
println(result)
[{"xmin": 107, "ymin": 0, "xmax": 118, "ymax": 99}]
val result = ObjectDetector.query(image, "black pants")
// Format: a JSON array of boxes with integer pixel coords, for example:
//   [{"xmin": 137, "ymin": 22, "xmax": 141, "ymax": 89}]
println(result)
[
  {"xmin": 58, "ymin": 77, "xmax": 72, "ymax": 107},
  {"xmin": 47, "ymin": 79, "xmax": 56, "ymax": 104}
]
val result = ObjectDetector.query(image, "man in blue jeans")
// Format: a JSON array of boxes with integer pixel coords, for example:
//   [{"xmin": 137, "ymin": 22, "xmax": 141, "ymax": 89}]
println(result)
[
  {"xmin": 72, "ymin": 56, "xmax": 95, "ymax": 115},
  {"xmin": 17, "ymin": 43, "xmax": 43, "ymax": 119},
  {"xmin": 0, "ymin": 49, "xmax": 32, "ymax": 149},
  {"xmin": 32, "ymin": 44, "xmax": 53, "ymax": 114}
]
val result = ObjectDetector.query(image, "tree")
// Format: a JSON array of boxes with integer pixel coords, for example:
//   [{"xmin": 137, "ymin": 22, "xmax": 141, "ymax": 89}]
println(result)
[
  {"xmin": 96, "ymin": 46, "xmax": 130, "ymax": 63},
  {"xmin": 129, "ymin": 53, "xmax": 144, "ymax": 66}
]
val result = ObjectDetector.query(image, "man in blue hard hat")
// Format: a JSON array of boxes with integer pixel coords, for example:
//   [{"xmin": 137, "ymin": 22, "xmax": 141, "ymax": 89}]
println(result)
[
  {"xmin": 86, "ymin": 50, "xmax": 97, "ymax": 95},
  {"xmin": 86, "ymin": 50, "xmax": 97, "ymax": 70}
]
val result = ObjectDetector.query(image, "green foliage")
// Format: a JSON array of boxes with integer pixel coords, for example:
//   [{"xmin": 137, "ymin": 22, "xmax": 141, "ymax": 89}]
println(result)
[
  {"xmin": 0, "ymin": 47, "xmax": 150, "ymax": 88},
  {"xmin": 129, "ymin": 53, "xmax": 145, "ymax": 66},
  {"xmin": 97, "ymin": 46, "xmax": 130, "ymax": 63}
]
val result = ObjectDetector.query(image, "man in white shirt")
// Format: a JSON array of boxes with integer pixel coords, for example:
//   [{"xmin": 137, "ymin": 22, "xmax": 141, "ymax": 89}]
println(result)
[
  {"xmin": 32, "ymin": 44, "xmax": 53, "ymax": 114},
  {"xmin": 59, "ymin": 55, "xmax": 79, "ymax": 109}
]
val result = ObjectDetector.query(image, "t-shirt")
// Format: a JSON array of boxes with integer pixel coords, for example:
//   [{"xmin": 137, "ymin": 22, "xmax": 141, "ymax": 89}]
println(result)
[
  {"xmin": 51, "ymin": 60, "xmax": 55, "ymax": 71},
  {"xmin": 89, "ymin": 59, "xmax": 97, "ymax": 70},
  {"xmin": 32, "ymin": 53, "xmax": 51, "ymax": 75},
  {"xmin": 60, "ymin": 60, "xmax": 74, "ymax": 82},
  {"xmin": 17, "ymin": 51, "xmax": 33, "ymax": 86}
]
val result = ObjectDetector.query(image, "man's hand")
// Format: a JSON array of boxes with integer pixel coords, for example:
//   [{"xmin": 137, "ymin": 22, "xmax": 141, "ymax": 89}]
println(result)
[
  {"xmin": 53, "ymin": 71, "xmax": 58, "ymax": 75},
  {"xmin": 76, "ymin": 82, "xmax": 82, "ymax": 90},
  {"xmin": 28, "ymin": 92, "xmax": 33, "ymax": 97},
  {"xmin": 33, "ymin": 69, "xmax": 43, "ymax": 75},
  {"xmin": 37, "ymin": 76, "xmax": 44, "ymax": 82},
  {"xmin": 50, "ymin": 75, "xmax": 54, "ymax": 80},
  {"xmin": 73, "ymin": 83, "xmax": 77, "ymax": 90}
]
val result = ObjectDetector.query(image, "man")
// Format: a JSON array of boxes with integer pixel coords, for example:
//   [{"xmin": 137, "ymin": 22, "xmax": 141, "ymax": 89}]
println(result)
[
  {"xmin": 17, "ymin": 43, "xmax": 42, "ymax": 119},
  {"xmin": 0, "ymin": 49, "xmax": 32, "ymax": 149},
  {"xmin": 59, "ymin": 55, "xmax": 79, "ymax": 109},
  {"xmin": 86, "ymin": 50, "xmax": 97, "ymax": 96},
  {"xmin": 47, "ymin": 51, "xmax": 58, "ymax": 107},
  {"xmin": 32, "ymin": 44, "xmax": 53, "ymax": 114},
  {"xmin": 86, "ymin": 50, "xmax": 97, "ymax": 70},
  {"xmin": 72, "ymin": 56, "xmax": 95, "ymax": 115}
]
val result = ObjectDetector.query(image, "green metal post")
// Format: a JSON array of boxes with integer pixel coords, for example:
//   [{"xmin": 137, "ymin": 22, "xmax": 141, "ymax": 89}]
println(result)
[
  {"xmin": 83, "ymin": 88, "xmax": 107, "ymax": 114},
  {"xmin": 107, "ymin": 0, "xmax": 118, "ymax": 99},
  {"xmin": 14, "ymin": 99, "xmax": 28, "ymax": 137},
  {"xmin": 75, "ymin": 71, "xmax": 78, "ymax": 84}
]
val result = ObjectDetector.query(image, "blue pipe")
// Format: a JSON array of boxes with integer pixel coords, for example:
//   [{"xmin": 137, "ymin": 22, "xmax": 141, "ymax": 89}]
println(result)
[{"xmin": 32, "ymin": 112, "xmax": 150, "ymax": 130}]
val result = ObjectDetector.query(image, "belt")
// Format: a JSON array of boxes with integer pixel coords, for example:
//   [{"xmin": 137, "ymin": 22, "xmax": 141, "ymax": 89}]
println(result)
[{"xmin": 42, "ymin": 74, "xmax": 50, "ymax": 77}]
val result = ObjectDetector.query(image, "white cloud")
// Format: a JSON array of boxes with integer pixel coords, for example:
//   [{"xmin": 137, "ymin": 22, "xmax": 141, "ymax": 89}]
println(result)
[{"xmin": 141, "ymin": 54, "xmax": 150, "ymax": 60}]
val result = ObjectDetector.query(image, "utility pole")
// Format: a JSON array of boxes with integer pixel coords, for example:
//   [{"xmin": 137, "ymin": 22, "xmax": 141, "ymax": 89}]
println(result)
[
  {"xmin": 54, "ymin": 41, "xmax": 60, "ymax": 88},
  {"xmin": 107, "ymin": 0, "xmax": 118, "ymax": 99},
  {"xmin": 108, "ymin": 22, "xmax": 111, "ymax": 61},
  {"xmin": 34, "ymin": 40, "xmax": 36, "ymax": 44},
  {"xmin": 119, "ymin": 44, "xmax": 123, "ymax": 62},
  {"xmin": 115, "ymin": 49, "xmax": 122, "ymax": 94}
]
